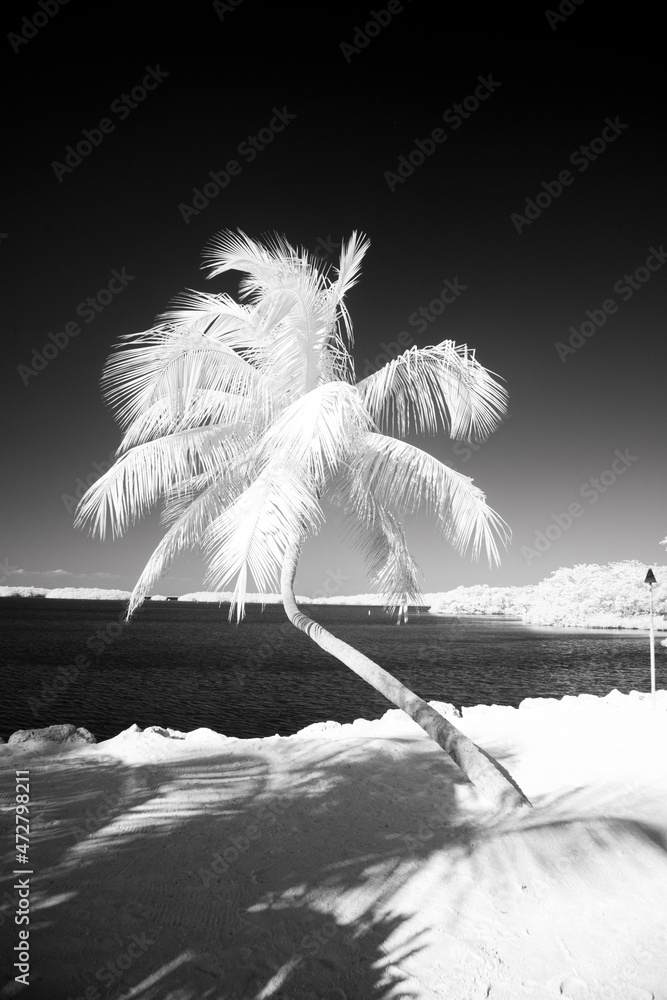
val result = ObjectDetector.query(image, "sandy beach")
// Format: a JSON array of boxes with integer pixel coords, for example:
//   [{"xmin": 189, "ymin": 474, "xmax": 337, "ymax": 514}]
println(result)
[{"xmin": 2, "ymin": 691, "xmax": 667, "ymax": 1000}]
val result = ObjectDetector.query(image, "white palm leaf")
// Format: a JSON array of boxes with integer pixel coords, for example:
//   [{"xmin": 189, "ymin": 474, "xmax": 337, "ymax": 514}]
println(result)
[
  {"xmin": 356, "ymin": 340, "xmax": 507, "ymax": 440},
  {"xmin": 116, "ymin": 392, "xmax": 261, "ymax": 451},
  {"xmin": 126, "ymin": 469, "xmax": 252, "ymax": 618},
  {"xmin": 326, "ymin": 231, "xmax": 370, "ymax": 347},
  {"xmin": 202, "ymin": 229, "xmax": 301, "ymax": 299},
  {"xmin": 158, "ymin": 453, "xmax": 253, "ymax": 526},
  {"xmin": 261, "ymin": 262, "xmax": 344, "ymax": 395},
  {"xmin": 333, "ymin": 494, "xmax": 424, "ymax": 608},
  {"xmin": 339, "ymin": 432, "xmax": 509, "ymax": 566},
  {"xmin": 246, "ymin": 289, "xmax": 306, "ymax": 345},
  {"xmin": 318, "ymin": 343, "xmax": 354, "ymax": 385},
  {"xmin": 253, "ymin": 286, "xmax": 328, "ymax": 397},
  {"xmin": 202, "ymin": 229, "xmax": 353, "ymax": 394},
  {"xmin": 203, "ymin": 464, "xmax": 323, "ymax": 620},
  {"xmin": 257, "ymin": 380, "xmax": 373, "ymax": 489},
  {"xmin": 158, "ymin": 289, "xmax": 260, "ymax": 349},
  {"xmin": 102, "ymin": 325, "xmax": 267, "ymax": 429},
  {"xmin": 332, "ymin": 231, "xmax": 369, "ymax": 301},
  {"xmin": 75, "ymin": 426, "xmax": 241, "ymax": 539}
]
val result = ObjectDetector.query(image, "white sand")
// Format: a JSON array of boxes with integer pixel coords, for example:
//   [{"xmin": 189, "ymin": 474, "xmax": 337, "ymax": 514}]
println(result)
[{"xmin": 2, "ymin": 691, "xmax": 667, "ymax": 1000}]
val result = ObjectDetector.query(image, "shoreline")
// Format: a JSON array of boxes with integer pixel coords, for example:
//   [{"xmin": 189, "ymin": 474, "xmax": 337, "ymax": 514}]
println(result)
[
  {"xmin": 431, "ymin": 610, "xmax": 667, "ymax": 632},
  {"xmin": 3, "ymin": 687, "xmax": 666, "ymax": 752},
  {"xmin": 2, "ymin": 589, "xmax": 666, "ymax": 632}
]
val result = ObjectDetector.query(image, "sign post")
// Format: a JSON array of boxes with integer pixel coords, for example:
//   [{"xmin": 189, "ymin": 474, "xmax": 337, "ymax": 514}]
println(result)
[{"xmin": 644, "ymin": 569, "xmax": 657, "ymax": 709}]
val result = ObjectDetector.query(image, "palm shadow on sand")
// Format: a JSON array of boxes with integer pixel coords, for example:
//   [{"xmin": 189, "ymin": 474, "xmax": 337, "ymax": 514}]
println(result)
[{"xmin": 2, "ymin": 732, "xmax": 666, "ymax": 1000}]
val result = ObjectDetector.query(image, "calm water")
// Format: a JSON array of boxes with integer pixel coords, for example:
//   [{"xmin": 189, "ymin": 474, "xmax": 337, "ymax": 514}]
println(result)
[{"xmin": 0, "ymin": 598, "xmax": 662, "ymax": 742}]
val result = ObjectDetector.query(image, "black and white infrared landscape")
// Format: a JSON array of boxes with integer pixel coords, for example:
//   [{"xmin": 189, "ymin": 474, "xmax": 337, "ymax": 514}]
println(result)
[{"xmin": 1, "ymin": 3, "xmax": 667, "ymax": 999}]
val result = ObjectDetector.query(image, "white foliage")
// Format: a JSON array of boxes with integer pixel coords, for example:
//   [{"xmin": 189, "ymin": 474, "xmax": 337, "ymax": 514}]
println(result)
[
  {"xmin": 76, "ymin": 230, "xmax": 509, "ymax": 620},
  {"xmin": 431, "ymin": 561, "xmax": 667, "ymax": 629}
]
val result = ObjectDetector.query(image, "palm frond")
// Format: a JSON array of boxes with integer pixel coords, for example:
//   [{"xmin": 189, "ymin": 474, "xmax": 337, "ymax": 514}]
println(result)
[
  {"xmin": 116, "ymin": 393, "xmax": 260, "ymax": 451},
  {"xmin": 258, "ymin": 380, "xmax": 373, "ymax": 489},
  {"xmin": 78, "ymin": 228, "xmax": 510, "ymax": 625},
  {"xmin": 202, "ymin": 464, "xmax": 323, "ymax": 620},
  {"xmin": 257, "ymin": 280, "xmax": 328, "ymax": 396},
  {"xmin": 332, "ymin": 492, "xmax": 424, "ymax": 608},
  {"xmin": 74, "ymin": 426, "xmax": 242, "ymax": 540},
  {"xmin": 331, "ymin": 432, "xmax": 509, "ymax": 566},
  {"xmin": 126, "ymin": 468, "xmax": 251, "ymax": 618},
  {"xmin": 327, "ymin": 231, "xmax": 370, "ymax": 347},
  {"xmin": 159, "ymin": 289, "xmax": 259, "ymax": 349},
  {"xmin": 202, "ymin": 229, "xmax": 302, "ymax": 300},
  {"xmin": 356, "ymin": 340, "xmax": 507, "ymax": 440},
  {"xmin": 201, "ymin": 229, "xmax": 358, "ymax": 394},
  {"xmin": 102, "ymin": 324, "xmax": 267, "ymax": 429}
]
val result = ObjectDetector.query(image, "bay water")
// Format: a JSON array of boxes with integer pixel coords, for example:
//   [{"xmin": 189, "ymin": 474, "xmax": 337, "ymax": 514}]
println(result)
[{"xmin": 0, "ymin": 597, "xmax": 662, "ymax": 743}]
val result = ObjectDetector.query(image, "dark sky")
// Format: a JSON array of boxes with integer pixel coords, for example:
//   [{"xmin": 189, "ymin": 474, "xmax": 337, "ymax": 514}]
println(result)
[{"xmin": 2, "ymin": 1, "xmax": 665, "ymax": 598}]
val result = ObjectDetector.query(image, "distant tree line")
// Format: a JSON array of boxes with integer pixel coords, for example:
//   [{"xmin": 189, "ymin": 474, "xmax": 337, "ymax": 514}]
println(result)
[{"xmin": 432, "ymin": 561, "xmax": 667, "ymax": 629}]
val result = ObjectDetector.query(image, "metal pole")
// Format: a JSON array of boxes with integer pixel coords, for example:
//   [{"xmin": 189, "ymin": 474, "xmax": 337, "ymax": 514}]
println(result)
[{"xmin": 649, "ymin": 584, "xmax": 656, "ymax": 710}]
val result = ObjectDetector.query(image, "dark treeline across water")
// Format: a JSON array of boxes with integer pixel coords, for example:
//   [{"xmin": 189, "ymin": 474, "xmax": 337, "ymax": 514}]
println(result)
[{"xmin": 0, "ymin": 597, "xmax": 662, "ymax": 743}]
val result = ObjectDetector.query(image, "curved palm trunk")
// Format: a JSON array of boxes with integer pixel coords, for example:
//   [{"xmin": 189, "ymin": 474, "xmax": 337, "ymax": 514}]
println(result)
[{"xmin": 281, "ymin": 541, "xmax": 531, "ymax": 812}]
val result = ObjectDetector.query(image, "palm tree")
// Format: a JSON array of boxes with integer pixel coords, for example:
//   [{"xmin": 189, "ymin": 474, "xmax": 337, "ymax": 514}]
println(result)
[{"xmin": 76, "ymin": 230, "xmax": 530, "ymax": 811}]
